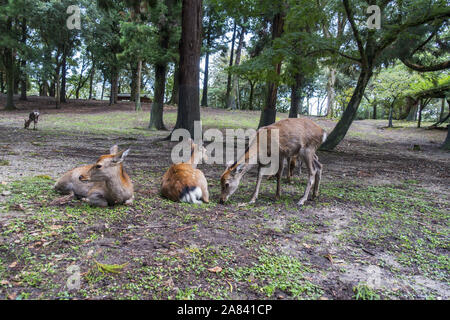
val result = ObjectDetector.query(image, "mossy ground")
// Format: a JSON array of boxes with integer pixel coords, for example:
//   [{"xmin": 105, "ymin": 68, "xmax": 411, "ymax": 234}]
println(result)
[{"xmin": 0, "ymin": 98, "xmax": 448, "ymax": 300}]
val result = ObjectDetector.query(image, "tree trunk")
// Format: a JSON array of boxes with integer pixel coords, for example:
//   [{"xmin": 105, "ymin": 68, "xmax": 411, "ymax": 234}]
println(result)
[
  {"xmin": 441, "ymin": 125, "xmax": 450, "ymax": 150},
  {"xmin": 55, "ymin": 66, "xmax": 61, "ymax": 109},
  {"xmin": 4, "ymin": 49, "xmax": 16, "ymax": 110},
  {"xmin": 406, "ymin": 96, "xmax": 419, "ymax": 121},
  {"xmin": 171, "ymin": 0, "xmax": 202, "ymax": 138},
  {"xmin": 228, "ymin": 26, "xmax": 245, "ymax": 110},
  {"xmin": 289, "ymin": 73, "xmax": 303, "ymax": 118},
  {"xmin": 19, "ymin": 18, "xmax": 27, "ymax": 101},
  {"xmin": 130, "ymin": 62, "xmax": 138, "ymax": 102},
  {"xmin": 388, "ymin": 105, "xmax": 393, "ymax": 128},
  {"xmin": 258, "ymin": 12, "xmax": 285, "ymax": 128},
  {"xmin": 201, "ymin": 18, "xmax": 211, "ymax": 107},
  {"xmin": 201, "ymin": 49, "xmax": 210, "ymax": 107},
  {"xmin": 439, "ymin": 98, "xmax": 445, "ymax": 121},
  {"xmin": 325, "ymin": 68, "xmax": 336, "ymax": 117},
  {"xmin": 3, "ymin": 17, "xmax": 15, "ymax": 110},
  {"xmin": 373, "ymin": 103, "xmax": 377, "ymax": 119},
  {"xmin": 305, "ymin": 95, "xmax": 310, "ymax": 115},
  {"xmin": 109, "ymin": 68, "xmax": 118, "ymax": 105},
  {"xmin": 60, "ymin": 49, "xmax": 67, "ymax": 103},
  {"xmin": 248, "ymin": 81, "xmax": 254, "ymax": 110},
  {"xmin": 149, "ymin": 64, "xmax": 168, "ymax": 130},
  {"xmin": 42, "ymin": 81, "xmax": 48, "ymax": 97},
  {"xmin": 320, "ymin": 67, "xmax": 373, "ymax": 150},
  {"xmin": 135, "ymin": 59, "xmax": 142, "ymax": 111},
  {"xmin": 88, "ymin": 65, "xmax": 95, "ymax": 99},
  {"xmin": 0, "ymin": 72, "xmax": 4, "ymax": 93},
  {"xmin": 169, "ymin": 63, "xmax": 179, "ymax": 105},
  {"xmin": 418, "ymin": 99, "xmax": 423, "ymax": 128},
  {"xmin": 101, "ymin": 77, "xmax": 106, "ymax": 100},
  {"xmin": 49, "ymin": 80, "xmax": 55, "ymax": 97},
  {"xmin": 225, "ymin": 22, "xmax": 237, "ymax": 108}
]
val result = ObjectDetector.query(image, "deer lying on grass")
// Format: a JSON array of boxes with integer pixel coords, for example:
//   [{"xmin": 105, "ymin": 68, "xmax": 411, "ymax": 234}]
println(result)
[
  {"xmin": 24, "ymin": 111, "xmax": 40, "ymax": 130},
  {"xmin": 219, "ymin": 118, "xmax": 326, "ymax": 207},
  {"xmin": 54, "ymin": 145, "xmax": 134, "ymax": 207},
  {"xmin": 161, "ymin": 139, "xmax": 209, "ymax": 204}
]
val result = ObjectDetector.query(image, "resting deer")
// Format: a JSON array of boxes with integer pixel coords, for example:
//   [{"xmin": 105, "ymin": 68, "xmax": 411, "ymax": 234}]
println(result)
[
  {"xmin": 24, "ymin": 111, "xmax": 40, "ymax": 130},
  {"xmin": 161, "ymin": 139, "xmax": 209, "ymax": 204},
  {"xmin": 219, "ymin": 118, "xmax": 326, "ymax": 207},
  {"xmin": 54, "ymin": 145, "xmax": 134, "ymax": 207}
]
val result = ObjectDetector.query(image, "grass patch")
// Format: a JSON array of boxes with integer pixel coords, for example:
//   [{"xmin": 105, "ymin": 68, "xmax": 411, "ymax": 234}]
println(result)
[{"xmin": 231, "ymin": 248, "xmax": 322, "ymax": 299}]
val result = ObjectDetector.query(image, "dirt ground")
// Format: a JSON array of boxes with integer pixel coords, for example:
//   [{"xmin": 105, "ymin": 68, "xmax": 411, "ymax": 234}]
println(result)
[{"xmin": 0, "ymin": 95, "xmax": 449, "ymax": 300}]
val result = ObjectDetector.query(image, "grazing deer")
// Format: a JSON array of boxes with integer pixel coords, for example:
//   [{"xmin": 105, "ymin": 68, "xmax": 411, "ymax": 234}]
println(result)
[
  {"xmin": 161, "ymin": 139, "xmax": 209, "ymax": 204},
  {"xmin": 271, "ymin": 155, "xmax": 302, "ymax": 182},
  {"xmin": 55, "ymin": 145, "xmax": 134, "ymax": 207},
  {"xmin": 219, "ymin": 118, "xmax": 326, "ymax": 207},
  {"xmin": 24, "ymin": 111, "xmax": 40, "ymax": 130}
]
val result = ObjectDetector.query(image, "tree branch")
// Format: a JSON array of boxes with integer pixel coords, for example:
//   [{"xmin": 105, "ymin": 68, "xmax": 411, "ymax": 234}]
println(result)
[
  {"xmin": 400, "ymin": 58, "xmax": 450, "ymax": 72},
  {"xmin": 343, "ymin": 0, "xmax": 367, "ymax": 66},
  {"xmin": 376, "ymin": 8, "xmax": 450, "ymax": 56}
]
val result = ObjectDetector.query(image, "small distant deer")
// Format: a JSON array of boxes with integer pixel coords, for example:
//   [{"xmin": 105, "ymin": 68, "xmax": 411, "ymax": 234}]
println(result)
[
  {"xmin": 219, "ymin": 118, "xmax": 326, "ymax": 207},
  {"xmin": 161, "ymin": 139, "xmax": 209, "ymax": 204},
  {"xmin": 55, "ymin": 145, "xmax": 134, "ymax": 207},
  {"xmin": 24, "ymin": 111, "xmax": 40, "ymax": 130}
]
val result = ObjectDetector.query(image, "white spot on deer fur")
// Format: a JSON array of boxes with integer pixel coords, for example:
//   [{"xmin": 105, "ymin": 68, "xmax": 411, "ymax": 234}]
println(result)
[{"xmin": 180, "ymin": 187, "xmax": 203, "ymax": 204}]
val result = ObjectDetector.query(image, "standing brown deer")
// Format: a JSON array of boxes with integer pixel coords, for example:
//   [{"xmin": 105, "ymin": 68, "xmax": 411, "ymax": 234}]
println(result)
[
  {"xmin": 219, "ymin": 118, "xmax": 326, "ymax": 207},
  {"xmin": 24, "ymin": 111, "xmax": 40, "ymax": 130},
  {"xmin": 161, "ymin": 139, "xmax": 209, "ymax": 204},
  {"xmin": 55, "ymin": 145, "xmax": 134, "ymax": 207}
]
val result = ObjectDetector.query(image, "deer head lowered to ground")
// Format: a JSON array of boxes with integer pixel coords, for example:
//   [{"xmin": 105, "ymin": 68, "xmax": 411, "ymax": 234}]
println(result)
[
  {"xmin": 161, "ymin": 139, "xmax": 209, "ymax": 204},
  {"xmin": 219, "ymin": 117, "xmax": 326, "ymax": 207},
  {"xmin": 55, "ymin": 145, "xmax": 134, "ymax": 207},
  {"xmin": 24, "ymin": 111, "xmax": 40, "ymax": 130}
]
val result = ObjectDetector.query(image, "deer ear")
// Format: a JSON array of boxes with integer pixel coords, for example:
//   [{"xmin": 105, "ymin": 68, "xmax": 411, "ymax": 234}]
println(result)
[
  {"xmin": 235, "ymin": 163, "xmax": 245, "ymax": 173},
  {"xmin": 113, "ymin": 149, "xmax": 130, "ymax": 164},
  {"xmin": 110, "ymin": 145, "xmax": 119, "ymax": 155}
]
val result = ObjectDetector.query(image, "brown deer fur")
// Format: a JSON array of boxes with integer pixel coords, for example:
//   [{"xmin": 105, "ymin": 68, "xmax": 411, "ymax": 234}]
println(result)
[
  {"xmin": 220, "ymin": 118, "xmax": 326, "ymax": 206},
  {"xmin": 161, "ymin": 140, "xmax": 209, "ymax": 204},
  {"xmin": 55, "ymin": 145, "xmax": 134, "ymax": 207}
]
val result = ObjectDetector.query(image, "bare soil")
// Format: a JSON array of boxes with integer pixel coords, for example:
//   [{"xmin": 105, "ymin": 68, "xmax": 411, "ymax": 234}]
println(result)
[{"xmin": 0, "ymin": 95, "xmax": 448, "ymax": 300}]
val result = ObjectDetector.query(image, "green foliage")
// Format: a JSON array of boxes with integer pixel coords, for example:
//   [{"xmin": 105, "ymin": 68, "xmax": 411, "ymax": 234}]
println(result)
[{"xmin": 353, "ymin": 283, "xmax": 381, "ymax": 300}]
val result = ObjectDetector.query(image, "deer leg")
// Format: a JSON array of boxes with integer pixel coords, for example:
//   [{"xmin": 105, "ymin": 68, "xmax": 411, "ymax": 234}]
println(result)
[
  {"xmin": 297, "ymin": 149, "xmax": 317, "ymax": 207},
  {"xmin": 275, "ymin": 156, "xmax": 285, "ymax": 199},
  {"xmin": 286, "ymin": 157, "xmax": 292, "ymax": 182},
  {"xmin": 249, "ymin": 165, "xmax": 263, "ymax": 204},
  {"xmin": 86, "ymin": 192, "xmax": 108, "ymax": 207},
  {"xmin": 312, "ymin": 156, "xmax": 323, "ymax": 199}
]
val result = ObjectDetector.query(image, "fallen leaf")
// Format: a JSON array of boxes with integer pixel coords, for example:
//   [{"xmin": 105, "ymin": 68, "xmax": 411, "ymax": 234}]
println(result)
[
  {"xmin": 324, "ymin": 254, "xmax": 334, "ymax": 264},
  {"xmin": 50, "ymin": 225, "xmax": 62, "ymax": 230},
  {"xmin": 208, "ymin": 266, "xmax": 222, "ymax": 273},
  {"xmin": 1, "ymin": 280, "xmax": 10, "ymax": 285},
  {"xmin": 9, "ymin": 261, "xmax": 17, "ymax": 268},
  {"xmin": 11, "ymin": 204, "xmax": 25, "ymax": 211},
  {"xmin": 303, "ymin": 243, "xmax": 311, "ymax": 249},
  {"xmin": 7, "ymin": 293, "xmax": 16, "ymax": 300}
]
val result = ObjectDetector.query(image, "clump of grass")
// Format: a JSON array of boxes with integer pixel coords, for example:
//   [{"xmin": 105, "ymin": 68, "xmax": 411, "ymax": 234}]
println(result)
[
  {"xmin": 353, "ymin": 283, "xmax": 381, "ymax": 300},
  {"xmin": 231, "ymin": 248, "xmax": 322, "ymax": 299},
  {"xmin": 95, "ymin": 260, "xmax": 129, "ymax": 274},
  {"xmin": 0, "ymin": 159, "xmax": 10, "ymax": 166}
]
